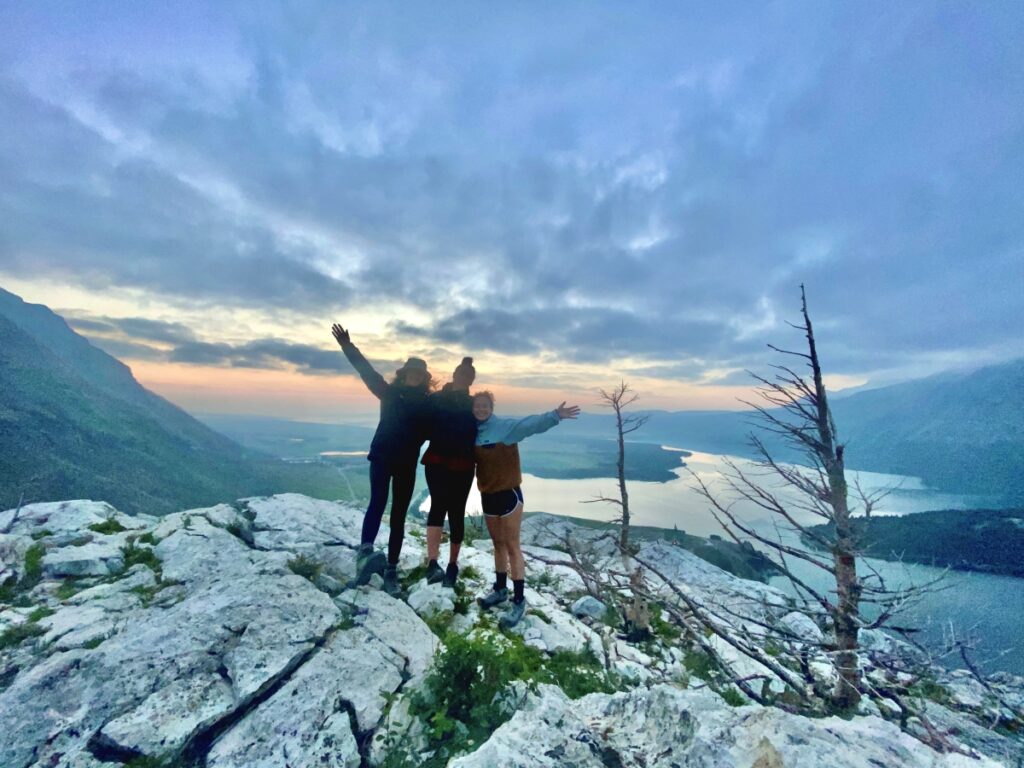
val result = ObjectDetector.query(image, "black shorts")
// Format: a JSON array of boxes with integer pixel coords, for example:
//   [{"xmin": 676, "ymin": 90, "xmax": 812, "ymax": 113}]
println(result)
[{"xmin": 481, "ymin": 487, "xmax": 524, "ymax": 518}]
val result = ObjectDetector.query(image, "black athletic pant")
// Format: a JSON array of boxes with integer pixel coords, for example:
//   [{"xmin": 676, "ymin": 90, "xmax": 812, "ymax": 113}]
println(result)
[
  {"xmin": 362, "ymin": 458, "xmax": 417, "ymax": 565},
  {"xmin": 424, "ymin": 464, "xmax": 474, "ymax": 546}
]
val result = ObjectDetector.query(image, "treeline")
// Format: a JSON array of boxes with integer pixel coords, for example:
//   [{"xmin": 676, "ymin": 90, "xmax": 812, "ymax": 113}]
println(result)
[{"xmin": 805, "ymin": 508, "xmax": 1024, "ymax": 578}]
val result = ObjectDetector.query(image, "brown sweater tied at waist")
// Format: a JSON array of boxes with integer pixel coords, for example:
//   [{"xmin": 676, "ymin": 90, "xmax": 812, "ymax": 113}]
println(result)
[{"xmin": 475, "ymin": 443, "xmax": 522, "ymax": 494}]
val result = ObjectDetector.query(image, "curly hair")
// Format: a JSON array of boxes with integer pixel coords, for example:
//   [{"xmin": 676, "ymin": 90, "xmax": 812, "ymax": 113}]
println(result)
[{"xmin": 472, "ymin": 390, "xmax": 495, "ymax": 407}]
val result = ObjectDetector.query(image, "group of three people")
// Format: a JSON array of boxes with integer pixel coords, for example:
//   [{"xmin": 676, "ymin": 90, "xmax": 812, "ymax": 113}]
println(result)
[{"xmin": 332, "ymin": 324, "xmax": 580, "ymax": 628}]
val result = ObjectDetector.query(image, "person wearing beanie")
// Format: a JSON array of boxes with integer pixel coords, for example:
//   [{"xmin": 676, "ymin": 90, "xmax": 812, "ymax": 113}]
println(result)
[
  {"xmin": 422, "ymin": 356, "xmax": 477, "ymax": 589},
  {"xmin": 471, "ymin": 390, "xmax": 580, "ymax": 628},
  {"xmin": 332, "ymin": 323, "xmax": 432, "ymax": 597}
]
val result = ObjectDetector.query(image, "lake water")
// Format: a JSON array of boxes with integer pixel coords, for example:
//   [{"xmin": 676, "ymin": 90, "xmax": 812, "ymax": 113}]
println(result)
[{"xmin": 426, "ymin": 448, "xmax": 1022, "ymax": 675}]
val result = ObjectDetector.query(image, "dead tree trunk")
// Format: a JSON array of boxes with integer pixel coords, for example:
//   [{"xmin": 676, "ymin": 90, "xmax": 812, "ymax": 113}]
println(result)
[
  {"xmin": 800, "ymin": 290, "xmax": 861, "ymax": 709},
  {"xmin": 592, "ymin": 382, "xmax": 649, "ymax": 552}
]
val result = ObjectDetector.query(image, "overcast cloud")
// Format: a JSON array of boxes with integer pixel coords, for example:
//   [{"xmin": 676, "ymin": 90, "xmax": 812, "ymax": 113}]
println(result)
[{"xmin": 1, "ymin": 1, "xmax": 1022, "ymax": 385}]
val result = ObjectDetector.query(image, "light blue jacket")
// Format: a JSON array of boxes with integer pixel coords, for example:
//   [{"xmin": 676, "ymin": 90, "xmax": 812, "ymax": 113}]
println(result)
[{"xmin": 475, "ymin": 410, "xmax": 561, "ymax": 446}]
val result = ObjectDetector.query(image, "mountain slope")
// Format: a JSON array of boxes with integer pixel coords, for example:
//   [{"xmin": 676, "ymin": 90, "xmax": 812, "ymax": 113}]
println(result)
[
  {"xmin": 0, "ymin": 289, "xmax": 357, "ymax": 513},
  {"xmin": 829, "ymin": 360, "xmax": 1024, "ymax": 499}
]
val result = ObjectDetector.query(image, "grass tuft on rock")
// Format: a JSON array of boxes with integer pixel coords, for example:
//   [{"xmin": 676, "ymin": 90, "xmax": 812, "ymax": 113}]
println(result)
[
  {"xmin": 121, "ymin": 538, "xmax": 163, "ymax": 580},
  {"xmin": 406, "ymin": 628, "xmax": 622, "ymax": 766},
  {"xmin": 287, "ymin": 554, "xmax": 323, "ymax": 583},
  {"xmin": 88, "ymin": 519, "xmax": 127, "ymax": 535},
  {"xmin": 0, "ymin": 621, "xmax": 46, "ymax": 651}
]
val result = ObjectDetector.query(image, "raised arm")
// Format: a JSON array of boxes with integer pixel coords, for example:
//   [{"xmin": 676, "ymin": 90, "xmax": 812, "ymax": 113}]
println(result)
[
  {"xmin": 491, "ymin": 402, "xmax": 581, "ymax": 444},
  {"xmin": 332, "ymin": 324, "xmax": 388, "ymax": 399}
]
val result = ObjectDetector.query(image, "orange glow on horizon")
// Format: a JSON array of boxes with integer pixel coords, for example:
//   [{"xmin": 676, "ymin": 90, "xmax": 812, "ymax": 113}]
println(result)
[{"xmin": 126, "ymin": 358, "xmax": 769, "ymax": 421}]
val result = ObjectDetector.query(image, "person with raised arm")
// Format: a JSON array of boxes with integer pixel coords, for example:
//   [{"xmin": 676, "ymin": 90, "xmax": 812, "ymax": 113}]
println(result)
[
  {"xmin": 472, "ymin": 391, "xmax": 580, "ymax": 628},
  {"xmin": 332, "ymin": 323, "xmax": 432, "ymax": 596},
  {"xmin": 422, "ymin": 357, "xmax": 478, "ymax": 589}
]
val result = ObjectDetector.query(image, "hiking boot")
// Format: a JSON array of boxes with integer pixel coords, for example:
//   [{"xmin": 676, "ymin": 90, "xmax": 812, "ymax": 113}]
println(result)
[
  {"xmin": 477, "ymin": 587, "xmax": 508, "ymax": 610},
  {"xmin": 382, "ymin": 564, "xmax": 402, "ymax": 597},
  {"xmin": 425, "ymin": 561, "xmax": 445, "ymax": 584},
  {"xmin": 441, "ymin": 563, "xmax": 459, "ymax": 590},
  {"xmin": 499, "ymin": 598, "xmax": 527, "ymax": 629},
  {"xmin": 355, "ymin": 544, "xmax": 386, "ymax": 586}
]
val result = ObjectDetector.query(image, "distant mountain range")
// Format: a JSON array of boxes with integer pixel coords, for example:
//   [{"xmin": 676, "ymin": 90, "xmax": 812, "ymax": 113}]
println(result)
[
  {"xmin": 614, "ymin": 361, "xmax": 1024, "ymax": 503},
  {"xmin": 3, "ymin": 285, "xmax": 1020, "ymax": 512},
  {"xmin": 0, "ymin": 288, "xmax": 357, "ymax": 514},
  {"xmin": 525, "ymin": 363, "xmax": 1024, "ymax": 503}
]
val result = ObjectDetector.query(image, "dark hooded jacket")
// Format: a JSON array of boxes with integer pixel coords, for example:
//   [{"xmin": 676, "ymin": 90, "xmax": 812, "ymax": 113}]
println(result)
[
  {"xmin": 341, "ymin": 341, "xmax": 429, "ymax": 465},
  {"xmin": 421, "ymin": 384, "xmax": 477, "ymax": 472}
]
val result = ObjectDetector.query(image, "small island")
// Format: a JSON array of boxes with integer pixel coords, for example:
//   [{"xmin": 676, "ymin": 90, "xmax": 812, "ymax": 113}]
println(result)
[{"xmin": 804, "ymin": 508, "xmax": 1024, "ymax": 578}]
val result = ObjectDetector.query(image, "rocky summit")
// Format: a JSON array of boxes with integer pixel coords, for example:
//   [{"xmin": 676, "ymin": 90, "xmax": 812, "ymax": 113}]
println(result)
[{"xmin": 1, "ymin": 494, "xmax": 1021, "ymax": 767}]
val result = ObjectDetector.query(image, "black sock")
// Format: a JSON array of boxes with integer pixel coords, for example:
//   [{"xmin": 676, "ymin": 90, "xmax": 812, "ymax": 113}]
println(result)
[
  {"xmin": 428, "ymin": 559, "xmax": 439, "ymax": 569},
  {"xmin": 446, "ymin": 562, "xmax": 458, "ymax": 575},
  {"xmin": 495, "ymin": 571, "xmax": 508, "ymax": 591},
  {"xmin": 513, "ymin": 579, "xmax": 525, "ymax": 603}
]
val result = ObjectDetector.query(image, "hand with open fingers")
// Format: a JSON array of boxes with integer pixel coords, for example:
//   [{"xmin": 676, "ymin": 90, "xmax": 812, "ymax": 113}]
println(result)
[
  {"xmin": 555, "ymin": 402, "xmax": 581, "ymax": 420},
  {"xmin": 331, "ymin": 323, "xmax": 351, "ymax": 347}
]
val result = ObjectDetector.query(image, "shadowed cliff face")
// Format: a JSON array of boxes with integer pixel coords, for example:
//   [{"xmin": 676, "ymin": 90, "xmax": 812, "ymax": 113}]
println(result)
[{"xmin": 0, "ymin": 494, "xmax": 1020, "ymax": 767}]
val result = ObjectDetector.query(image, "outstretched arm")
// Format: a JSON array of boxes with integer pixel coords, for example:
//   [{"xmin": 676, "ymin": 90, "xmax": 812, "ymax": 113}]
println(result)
[
  {"xmin": 495, "ymin": 402, "xmax": 581, "ymax": 444},
  {"xmin": 332, "ymin": 323, "xmax": 388, "ymax": 399}
]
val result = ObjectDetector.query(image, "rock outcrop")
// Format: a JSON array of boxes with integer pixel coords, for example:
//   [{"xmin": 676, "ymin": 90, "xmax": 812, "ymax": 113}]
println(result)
[{"xmin": 1, "ymin": 495, "xmax": 1021, "ymax": 767}]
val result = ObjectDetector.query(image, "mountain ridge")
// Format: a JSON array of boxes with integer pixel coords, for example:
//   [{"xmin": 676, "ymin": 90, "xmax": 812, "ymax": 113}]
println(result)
[{"xmin": 0, "ymin": 287, "xmax": 359, "ymax": 514}]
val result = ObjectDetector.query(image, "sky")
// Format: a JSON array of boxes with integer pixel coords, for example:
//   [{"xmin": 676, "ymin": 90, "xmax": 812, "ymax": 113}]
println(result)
[{"xmin": 1, "ymin": 1, "xmax": 1022, "ymax": 420}]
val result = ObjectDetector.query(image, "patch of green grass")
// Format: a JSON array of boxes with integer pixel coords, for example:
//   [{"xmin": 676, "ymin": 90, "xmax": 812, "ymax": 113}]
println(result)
[
  {"xmin": 407, "ymin": 629, "xmax": 622, "ymax": 767},
  {"xmin": 460, "ymin": 564, "xmax": 482, "ymax": 581},
  {"xmin": 532, "ymin": 570, "xmax": 558, "ymax": 589},
  {"xmin": 683, "ymin": 647, "xmax": 716, "ymax": 680},
  {"xmin": 423, "ymin": 612, "xmax": 451, "ymax": 638},
  {"xmin": 720, "ymin": 686, "xmax": 747, "ymax": 707},
  {"xmin": 136, "ymin": 532, "xmax": 158, "ymax": 546},
  {"xmin": 88, "ymin": 519, "xmax": 127, "ymax": 535},
  {"xmin": 55, "ymin": 580, "xmax": 84, "ymax": 600},
  {"xmin": 82, "ymin": 636, "xmax": 104, "ymax": 650},
  {"xmin": 0, "ymin": 621, "xmax": 45, "ymax": 651},
  {"xmin": 401, "ymin": 563, "xmax": 428, "ymax": 590},
  {"xmin": 0, "ymin": 581, "xmax": 16, "ymax": 604},
  {"xmin": 22, "ymin": 543, "xmax": 45, "ymax": 586},
  {"xmin": 909, "ymin": 676, "xmax": 953, "ymax": 706},
  {"xmin": 602, "ymin": 603, "xmax": 621, "ymax": 628},
  {"xmin": 121, "ymin": 539, "xmax": 162, "ymax": 578},
  {"xmin": 287, "ymin": 554, "xmax": 324, "ymax": 583},
  {"xmin": 130, "ymin": 583, "xmax": 165, "ymax": 607},
  {"xmin": 649, "ymin": 604, "xmax": 681, "ymax": 642},
  {"xmin": 29, "ymin": 529, "xmax": 53, "ymax": 541},
  {"xmin": 27, "ymin": 606, "xmax": 53, "ymax": 622},
  {"xmin": 527, "ymin": 608, "xmax": 551, "ymax": 623},
  {"xmin": 123, "ymin": 755, "xmax": 187, "ymax": 768},
  {"xmin": 452, "ymin": 590, "xmax": 473, "ymax": 616}
]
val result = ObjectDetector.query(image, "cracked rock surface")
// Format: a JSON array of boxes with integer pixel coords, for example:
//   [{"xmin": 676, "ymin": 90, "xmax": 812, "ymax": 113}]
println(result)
[
  {"xmin": 0, "ymin": 495, "xmax": 422, "ymax": 768},
  {"xmin": 1, "ymin": 495, "xmax": 1021, "ymax": 767}
]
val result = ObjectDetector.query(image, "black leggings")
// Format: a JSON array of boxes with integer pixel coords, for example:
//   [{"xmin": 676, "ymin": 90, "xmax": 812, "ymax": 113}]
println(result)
[
  {"xmin": 362, "ymin": 459, "xmax": 417, "ymax": 565},
  {"xmin": 424, "ymin": 464, "xmax": 474, "ymax": 546}
]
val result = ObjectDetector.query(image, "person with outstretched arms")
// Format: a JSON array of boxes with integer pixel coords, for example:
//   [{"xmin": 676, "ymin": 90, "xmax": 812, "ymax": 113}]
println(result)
[
  {"xmin": 332, "ymin": 323, "xmax": 432, "ymax": 596},
  {"xmin": 472, "ymin": 391, "xmax": 580, "ymax": 628}
]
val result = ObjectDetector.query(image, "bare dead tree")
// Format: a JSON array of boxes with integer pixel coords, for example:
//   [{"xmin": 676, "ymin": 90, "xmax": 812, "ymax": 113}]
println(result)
[
  {"xmin": 2, "ymin": 492, "xmax": 26, "ymax": 535},
  {"xmin": 584, "ymin": 382, "xmax": 649, "ymax": 551},
  {"xmin": 524, "ymin": 512, "xmax": 981, "ymax": 756},
  {"xmin": 689, "ymin": 285, "xmax": 926, "ymax": 712}
]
